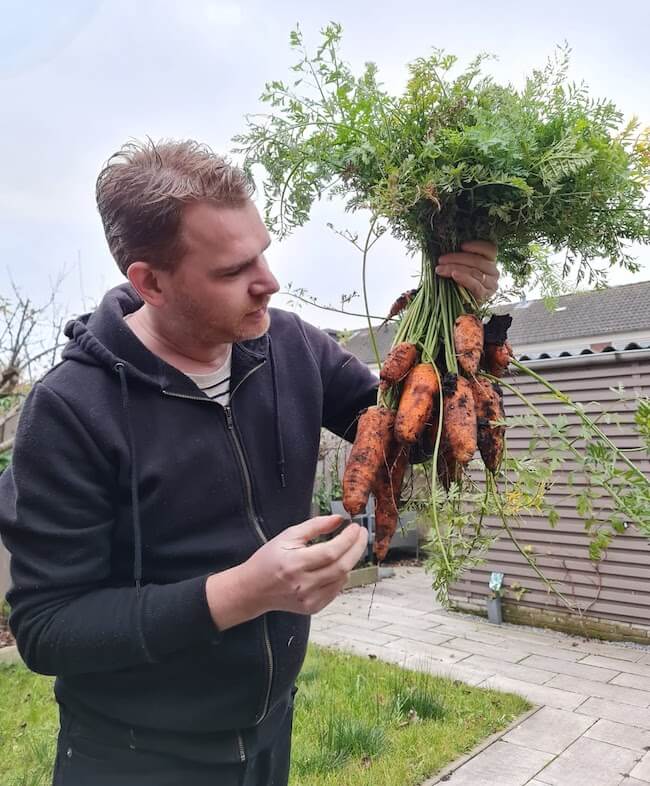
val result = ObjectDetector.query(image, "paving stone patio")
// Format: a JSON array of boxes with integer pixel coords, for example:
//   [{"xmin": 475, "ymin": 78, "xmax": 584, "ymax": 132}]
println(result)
[{"xmin": 313, "ymin": 567, "xmax": 650, "ymax": 786}]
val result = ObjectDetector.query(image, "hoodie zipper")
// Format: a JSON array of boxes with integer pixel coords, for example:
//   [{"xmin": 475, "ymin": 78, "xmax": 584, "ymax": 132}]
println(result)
[
  {"xmin": 222, "ymin": 402, "xmax": 274, "ymax": 727},
  {"xmin": 162, "ymin": 360, "xmax": 274, "ymax": 745}
]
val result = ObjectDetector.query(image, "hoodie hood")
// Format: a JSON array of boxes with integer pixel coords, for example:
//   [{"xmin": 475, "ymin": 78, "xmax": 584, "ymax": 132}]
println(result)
[
  {"xmin": 60, "ymin": 283, "xmax": 286, "ymax": 593},
  {"xmin": 63, "ymin": 283, "xmax": 162, "ymax": 389},
  {"xmin": 61, "ymin": 282, "xmax": 270, "ymax": 396}
]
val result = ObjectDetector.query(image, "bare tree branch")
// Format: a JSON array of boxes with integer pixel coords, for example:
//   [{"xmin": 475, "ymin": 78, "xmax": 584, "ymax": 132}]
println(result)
[{"xmin": 0, "ymin": 272, "xmax": 69, "ymax": 400}]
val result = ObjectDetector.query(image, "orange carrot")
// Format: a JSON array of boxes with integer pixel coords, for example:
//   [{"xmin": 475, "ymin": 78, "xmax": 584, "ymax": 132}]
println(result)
[
  {"xmin": 437, "ymin": 442, "xmax": 462, "ymax": 490},
  {"xmin": 383, "ymin": 288, "xmax": 419, "ymax": 323},
  {"xmin": 471, "ymin": 377, "xmax": 506, "ymax": 471},
  {"xmin": 454, "ymin": 314, "xmax": 484, "ymax": 375},
  {"xmin": 342, "ymin": 406, "xmax": 395, "ymax": 516},
  {"xmin": 420, "ymin": 410, "xmax": 440, "ymax": 458},
  {"xmin": 373, "ymin": 442, "xmax": 409, "ymax": 560},
  {"xmin": 484, "ymin": 341, "xmax": 512, "ymax": 377},
  {"xmin": 442, "ymin": 374, "xmax": 477, "ymax": 464},
  {"xmin": 379, "ymin": 342, "xmax": 418, "ymax": 388},
  {"xmin": 394, "ymin": 363, "xmax": 440, "ymax": 444}
]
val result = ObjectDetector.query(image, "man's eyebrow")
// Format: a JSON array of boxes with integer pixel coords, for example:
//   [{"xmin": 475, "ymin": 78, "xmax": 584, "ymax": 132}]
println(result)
[{"xmin": 220, "ymin": 240, "xmax": 272, "ymax": 273}]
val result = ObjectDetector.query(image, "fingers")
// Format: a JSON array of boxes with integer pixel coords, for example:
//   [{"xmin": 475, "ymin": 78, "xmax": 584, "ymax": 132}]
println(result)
[
  {"xmin": 436, "ymin": 245, "xmax": 500, "ymax": 303},
  {"xmin": 442, "ymin": 267, "xmax": 497, "ymax": 303},
  {"xmin": 459, "ymin": 240, "xmax": 497, "ymax": 261},
  {"xmin": 339, "ymin": 525, "xmax": 370, "ymax": 572},
  {"xmin": 437, "ymin": 252, "xmax": 498, "ymax": 278},
  {"xmin": 304, "ymin": 577, "xmax": 348, "ymax": 615},
  {"xmin": 305, "ymin": 530, "xmax": 367, "ymax": 588},
  {"xmin": 298, "ymin": 529, "xmax": 369, "ymax": 612},
  {"xmin": 301, "ymin": 522, "xmax": 367, "ymax": 572},
  {"xmin": 289, "ymin": 515, "xmax": 345, "ymax": 544}
]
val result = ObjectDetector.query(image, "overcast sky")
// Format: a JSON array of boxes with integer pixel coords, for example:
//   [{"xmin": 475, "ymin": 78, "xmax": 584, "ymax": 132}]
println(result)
[{"xmin": 1, "ymin": 0, "xmax": 649, "ymax": 331}]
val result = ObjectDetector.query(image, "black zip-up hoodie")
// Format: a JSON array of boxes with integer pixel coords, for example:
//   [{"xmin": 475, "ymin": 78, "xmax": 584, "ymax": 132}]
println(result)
[{"xmin": 0, "ymin": 283, "xmax": 377, "ymax": 763}]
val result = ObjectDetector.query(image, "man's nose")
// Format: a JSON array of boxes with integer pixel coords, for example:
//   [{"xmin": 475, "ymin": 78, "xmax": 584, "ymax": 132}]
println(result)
[{"xmin": 250, "ymin": 257, "xmax": 280, "ymax": 297}]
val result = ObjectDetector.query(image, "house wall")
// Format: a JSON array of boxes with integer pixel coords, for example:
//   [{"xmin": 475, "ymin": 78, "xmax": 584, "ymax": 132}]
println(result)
[{"xmin": 448, "ymin": 349, "xmax": 650, "ymax": 642}]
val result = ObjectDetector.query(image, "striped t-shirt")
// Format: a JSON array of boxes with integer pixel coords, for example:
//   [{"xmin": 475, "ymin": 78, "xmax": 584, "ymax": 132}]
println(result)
[{"xmin": 185, "ymin": 348, "xmax": 232, "ymax": 407}]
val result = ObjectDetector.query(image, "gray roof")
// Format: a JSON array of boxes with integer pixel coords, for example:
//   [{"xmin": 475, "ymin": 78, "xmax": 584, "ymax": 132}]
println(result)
[
  {"xmin": 339, "ymin": 280, "xmax": 650, "ymax": 364},
  {"xmin": 495, "ymin": 280, "xmax": 650, "ymax": 345},
  {"xmin": 341, "ymin": 323, "xmax": 398, "ymax": 364}
]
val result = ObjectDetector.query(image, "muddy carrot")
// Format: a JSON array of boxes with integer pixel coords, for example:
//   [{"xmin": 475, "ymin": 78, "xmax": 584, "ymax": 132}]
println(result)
[
  {"xmin": 471, "ymin": 377, "xmax": 506, "ymax": 471},
  {"xmin": 442, "ymin": 374, "xmax": 477, "ymax": 464},
  {"xmin": 454, "ymin": 314, "xmax": 484, "ymax": 375},
  {"xmin": 419, "ymin": 410, "xmax": 441, "ymax": 458},
  {"xmin": 437, "ymin": 442, "xmax": 462, "ymax": 490},
  {"xmin": 373, "ymin": 443, "xmax": 409, "ymax": 560},
  {"xmin": 383, "ymin": 288, "xmax": 419, "ymax": 323},
  {"xmin": 484, "ymin": 340, "xmax": 512, "ymax": 377},
  {"xmin": 342, "ymin": 406, "xmax": 395, "ymax": 516},
  {"xmin": 394, "ymin": 363, "xmax": 440, "ymax": 444},
  {"xmin": 379, "ymin": 342, "xmax": 418, "ymax": 389}
]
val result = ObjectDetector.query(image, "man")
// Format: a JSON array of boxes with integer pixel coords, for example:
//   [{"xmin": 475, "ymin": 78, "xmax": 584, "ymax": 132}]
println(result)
[{"xmin": 0, "ymin": 139, "xmax": 499, "ymax": 785}]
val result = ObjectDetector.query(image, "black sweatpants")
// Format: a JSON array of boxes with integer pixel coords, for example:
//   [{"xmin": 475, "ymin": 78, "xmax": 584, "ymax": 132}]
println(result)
[{"xmin": 51, "ymin": 704, "xmax": 294, "ymax": 786}]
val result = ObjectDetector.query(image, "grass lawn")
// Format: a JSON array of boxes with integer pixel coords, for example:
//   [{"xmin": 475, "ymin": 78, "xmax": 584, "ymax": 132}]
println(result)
[{"xmin": 0, "ymin": 645, "xmax": 529, "ymax": 786}]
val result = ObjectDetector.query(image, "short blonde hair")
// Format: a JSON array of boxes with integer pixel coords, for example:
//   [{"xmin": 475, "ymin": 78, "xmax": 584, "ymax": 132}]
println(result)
[{"xmin": 96, "ymin": 138, "xmax": 254, "ymax": 275}]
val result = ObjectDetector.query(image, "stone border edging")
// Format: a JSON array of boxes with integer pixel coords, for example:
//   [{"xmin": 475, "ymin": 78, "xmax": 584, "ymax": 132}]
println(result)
[
  {"xmin": 420, "ymin": 704, "xmax": 543, "ymax": 785},
  {"xmin": 343, "ymin": 565, "xmax": 378, "ymax": 590}
]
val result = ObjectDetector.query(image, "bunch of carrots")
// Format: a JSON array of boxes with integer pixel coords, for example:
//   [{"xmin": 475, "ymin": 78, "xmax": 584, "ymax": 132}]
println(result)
[
  {"xmin": 236, "ymin": 25, "xmax": 650, "ymax": 595},
  {"xmin": 343, "ymin": 284, "xmax": 513, "ymax": 560}
]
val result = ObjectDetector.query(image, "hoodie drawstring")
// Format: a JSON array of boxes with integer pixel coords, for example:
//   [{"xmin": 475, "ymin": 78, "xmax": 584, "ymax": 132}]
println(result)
[
  {"xmin": 114, "ymin": 362, "xmax": 143, "ymax": 595},
  {"xmin": 267, "ymin": 336, "xmax": 287, "ymax": 489}
]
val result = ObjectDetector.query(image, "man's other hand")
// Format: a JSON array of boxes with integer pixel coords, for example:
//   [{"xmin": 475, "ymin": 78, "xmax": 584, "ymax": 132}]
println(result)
[{"xmin": 435, "ymin": 240, "xmax": 499, "ymax": 303}]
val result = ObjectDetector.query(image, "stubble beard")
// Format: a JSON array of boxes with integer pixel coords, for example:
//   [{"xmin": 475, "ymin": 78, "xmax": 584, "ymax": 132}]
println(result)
[
  {"xmin": 180, "ymin": 306, "xmax": 270, "ymax": 347},
  {"xmin": 234, "ymin": 310, "xmax": 271, "ymax": 342}
]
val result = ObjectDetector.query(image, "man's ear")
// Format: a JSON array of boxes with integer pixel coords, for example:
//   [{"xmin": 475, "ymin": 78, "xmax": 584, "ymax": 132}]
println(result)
[{"xmin": 126, "ymin": 262, "xmax": 167, "ymax": 307}]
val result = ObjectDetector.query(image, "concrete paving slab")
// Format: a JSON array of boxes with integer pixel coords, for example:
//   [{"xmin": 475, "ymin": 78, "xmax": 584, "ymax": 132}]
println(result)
[
  {"xmin": 547, "ymin": 675, "xmax": 650, "ymax": 708},
  {"xmin": 376, "ymin": 622, "xmax": 456, "ymax": 646},
  {"xmin": 612, "ymin": 672, "xmax": 650, "ymax": 694},
  {"xmin": 502, "ymin": 706, "xmax": 595, "ymax": 754},
  {"xmin": 585, "ymin": 719, "xmax": 650, "ymax": 752},
  {"xmin": 582, "ymin": 655, "xmax": 650, "ymax": 679},
  {"xmin": 629, "ymin": 751, "xmax": 650, "ymax": 782},
  {"xmin": 533, "ymin": 736, "xmax": 641, "ymax": 786},
  {"xmin": 384, "ymin": 637, "xmax": 471, "ymax": 664},
  {"xmin": 404, "ymin": 655, "xmax": 494, "ymax": 687},
  {"xmin": 314, "ymin": 611, "xmax": 393, "ymax": 631},
  {"xmin": 480, "ymin": 675, "xmax": 587, "ymax": 711},
  {"xmin": 315, "ymin": 635, "xmax": 413, "ymax": 666},
  {"xmin": 324, "ymin": 624, "xmax": 398, "ymax": 647},
  {"xmin": 575, "ymin": 698, "xmax": 650, "ymax": 730},
  {"xmin": 461, "ymin": 654, "xmax": 553, "ymax": 686},
  {"xmin": 444, "ymin": 636, "xmax": 533, "ymax": 664},
  {"xmin": 521, "ymin": 653, "xmax": 621, "ymax": 683},
  {"xmin": 568, "ymin": 641, "xmax": 646, "ymax": 663},
  {"xmin": 435, "ymin": 740, "xmax": 553, "ymax": 786}
]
